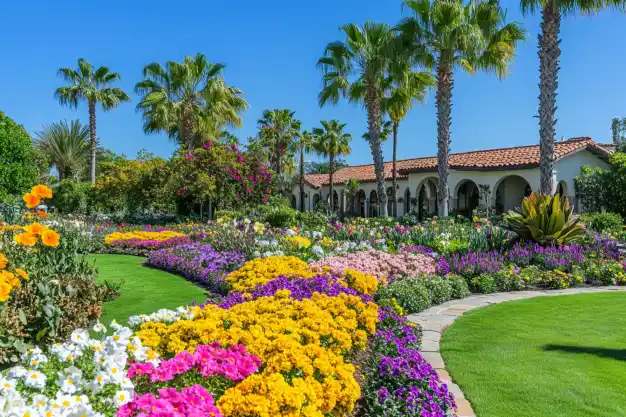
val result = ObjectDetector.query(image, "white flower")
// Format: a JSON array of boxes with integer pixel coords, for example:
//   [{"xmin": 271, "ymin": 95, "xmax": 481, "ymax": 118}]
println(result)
[
  {"xmin": 6, "ymin": 367, "xmax": 27, "ymax": 380},
  {"xmin": 24, "ymin": 371, "xmax": 46, "ymax": 389},
  {"xmin": 312, "ymin": 245, "xmax": 324, "ymax": 257},
  {"xmin": 92, "ymin": 322, "xmax": 107, "ymax": 334},
  {"xmin": 103, "ymin": 363, "xmax": 123, "ymax": 384},
  {"xmin": 112, "ymin": 390, "xmax": 133, "ymax": 407},
  {"xmin": 274, "ymin": 250, "xmax": 284, "ymax": 256},
  {"xmin": 284, "ymin": 229, "xmax": 296, "ymax": 237},
  {"xmin": 70, "ymin": 329, "xmax": 90, "ymax": 347},
  {"xmin": 0, "ymin": 378, "xmax": 16, "ymax": 391},
  {"xmin": 57, "ymin": 367, "xmax": 83, "ymax": 394},
  {"xmin": 30, "ymin": 394, "xmax": 48, "ymax": 411},
  {"xmin": 252, "ymin": 251, "xmax": 261, "ymax": 258},
  {"xmin": 269, "ymin": 239, "xmax": 278, "ymax": 247}
]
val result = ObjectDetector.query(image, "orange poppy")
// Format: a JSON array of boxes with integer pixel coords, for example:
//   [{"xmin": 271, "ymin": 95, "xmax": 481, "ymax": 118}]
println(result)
[
  {"xmin": 15, "ymin": 268, "xmax": 29, "ymax": 281},
  {"xmin": 0, "ymin": 253, "xmax": 6, "ymax": 269},
  {"xmin": 14, "ymin": 232, "xmax": 38, "ymax": 247},
  {"xmin": 23, "ymin": 193, "xmax": 40, "ymax": 209},
  {"xmin": 31, "ymin": 184, "xmax": 53, "ymax": 199},
  {"xmin": 24, "ymin": 223, "xmax": 48, "ymax": 236},
  {"xmin": 41, "ymin": 230, "xmax": 61, "ymax": 247},
  {"xmin": 0, "ymin": 282, "xmax": 11, "ymax": 302},
  {"xmin": 37, "ymin": 210, "xmax": 48, "ymax": 218},
  {"xmin": 1, "ymin": 271, "xmax": 19, "ymax": 288}
]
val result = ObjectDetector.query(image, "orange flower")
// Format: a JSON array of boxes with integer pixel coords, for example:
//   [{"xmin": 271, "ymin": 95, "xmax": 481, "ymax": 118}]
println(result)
[
  {"xmin": 23, "ymin": 193, "xmax": 40, "ymax": 209},
  {"xmin": 0, "ymin": 253, "xmax": 6, "ymax": 269},
  {"xmin": 0, "ymin": 282, "xmax": 11, "ymax": 302},
  {"xmin": 31, "ymin": 184, "xmax": 52, "ymax": 199},
  {"xmin": 37, "ymin": 210, "xmax": 48, "ymax": 218},
  {"xmin": 15, "ymin": 268, "xmax": 29, "ymax": 281},
  {"xmin": 41, "ymin": 230, "xmax": 60, "ymax": 247},
  {"xmin": 24, "ymin": 222, "xmax": 48, "ymax": 236},
  {"xmin": 1, "ymin": 271, "xmax": 19, "ymax": 288},
  {"xmin": 14, "ymin": 232, "xmax": 38, "ymax": 247}
]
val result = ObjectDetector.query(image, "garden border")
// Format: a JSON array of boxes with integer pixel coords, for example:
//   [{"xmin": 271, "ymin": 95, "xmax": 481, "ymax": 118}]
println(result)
[{"xmin": 406, "ymin": 286, "xmax": 626, "ymax": 417}]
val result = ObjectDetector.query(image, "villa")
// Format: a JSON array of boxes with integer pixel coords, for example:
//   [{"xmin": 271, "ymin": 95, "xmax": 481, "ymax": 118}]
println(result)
[{"xmin": 291, "ymin": 137, "xmax": 614, "ymax": 217}]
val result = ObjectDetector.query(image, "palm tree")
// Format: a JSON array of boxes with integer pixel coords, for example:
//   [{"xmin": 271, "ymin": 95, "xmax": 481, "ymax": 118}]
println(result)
[
  {"xmin": 257, "ymin": 109, "xmax": 301, "ymax": 176},
  {"xmin": 34, "ymin": 120, "xmax": 90, "ymax": 181},
  {"xmin": 521, "ymin": 0, "xmax": 625, "ymax": 194},
  {"xmin": 400, "ymin": 0, "xmax": 525, "ymax": 216},
  {"xmin": 312, "ymin": 120, "xmax": 352, "ymax": 212},
  {"xmin": 135, "ymin": 54, "xmax": 246, "ymax": 151},
  {"xmin": 55, "ymin": 58, "xmax": 130, "ymax": 183},
  {"xmin": 384, "ymin": 62, "xmax": 435, "ymax": 216},
  {"xmin": 293, "ymin": 130, "xmax": 314, "ymax": 211},
  {"xmin": 319, "ymin": 22, "xmax": 402, "ymax": 217}
]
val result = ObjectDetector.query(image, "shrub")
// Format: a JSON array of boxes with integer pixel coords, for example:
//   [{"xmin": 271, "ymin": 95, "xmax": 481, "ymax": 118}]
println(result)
[
  {"xmin": 52, "ymin": 180, "xmax": 93, "ymax": 213},
  {"xmin": 296, "ymin": 211, "xmax": 328, "ymax": 230},
  {"xmin": 469, "ymin": 274, "xmax": 498, "ymax": 294},
  {"xmin": 376, "ymin": 275, "xmax": 468, "ymax": 314},
  {"xmin": 448, "ymin": 273, "xmax": 471, "ymax": 299},
  {"xmin": 262, "ymin": 205, "xmax": 297, "ymax": 228},
  {"xmin": 503, "ymin": 192, "xmax": 584, "ymax": 244},
  {"xmin": 0, "ymin": 112, "xmax": 38, "ymax": 200},
  {"xmin": 536, "ymin": 269, "xmax": 582, "ymax": 289},
  {"xmin": 493, "ymin": 265, "xmax": 531, "ymax": 291},
  {"xmin": 579, "ymin": 259, "xmax": 625, "ymax": 286},
  {"xmin": 581, "ymin": 212, "xmax": 623, "ymax": 236}
]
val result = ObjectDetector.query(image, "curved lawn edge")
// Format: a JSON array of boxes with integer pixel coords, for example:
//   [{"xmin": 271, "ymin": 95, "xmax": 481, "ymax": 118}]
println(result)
[
  {"xmin": 406, "ymin": 286, "xmax": 626, "ymax": 417},
  {"xmin": 88, "ymin": 254, "xmax": 208, "ymax": 325}
]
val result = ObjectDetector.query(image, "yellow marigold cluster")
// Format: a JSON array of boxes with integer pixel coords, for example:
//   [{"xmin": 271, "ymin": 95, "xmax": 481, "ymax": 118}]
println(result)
[
  {"xmin": 285, "ymin": 235, "xmax": 311, "ymax": 249},
  {"xmin": 0, "ymin": 252, "xmax": 29, "ymax": 303},
  {"xmin": 343, "ymin": 268, "xmax": 379, "ymax": 295},
  {"xmin": 320, "ymin": 237, "xmax": 338, "ymax": 248},
  {"xmin": 226, "ymin": 256, "xmax": 316, "ymax": 292},
  {"xmin": 136, "ymin": 293, "xmax": 379, "ymax": 417},
  {"xmin": 104, "ymin": 230, "xmax": 186, "ymax": 245}
]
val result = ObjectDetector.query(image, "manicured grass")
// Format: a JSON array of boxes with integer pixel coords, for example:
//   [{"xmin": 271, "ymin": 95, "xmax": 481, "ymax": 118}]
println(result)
[
  {"xmin": 88, "ymin": 254, "xmax": 207, "ymax": 325},
  {"xmin": 441, "ymin": 293, "xmax": 626, "ymax": 417}
]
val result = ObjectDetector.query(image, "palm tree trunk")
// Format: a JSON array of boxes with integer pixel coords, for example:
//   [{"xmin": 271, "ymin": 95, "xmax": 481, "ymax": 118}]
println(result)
[
  {"xmin": 436, "ymin": 61, "xmax": 452, "ymax": 217},
  {"xmin": 329, "ymin": 152, "xmax": 335, "ymax": 212},
  {"xmin": 365, "ymin": 81, "xmax": 387, "ymax": 217},
  {"xmin": 299, "ymin": 147, "xmax": 305, "ymax": 212},
  {"xmin": 392, "ymin": 121, "xmax": 399, "ymax": 218},
  {"xmin": 88, "ymin": 100, "xmax": 97, "ymax": 184},
  {"xmin": 181, "ymin": 104, "xmax": 195, "ymax": 152},
  {"xmin": 538, "ymin": 5, "xmax": 561, "ymax": 195}
]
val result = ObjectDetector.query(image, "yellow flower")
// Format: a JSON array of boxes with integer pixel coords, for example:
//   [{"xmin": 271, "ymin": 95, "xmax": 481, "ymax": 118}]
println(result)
[
  {"xmin": 41, "ymin": 230, "xmax": 61, "ymax": 247},
  {"xmin": 23, "ymin": 222, "xmax": 48, "ymax": 236},
  {"xmin": 15, "ymin": 268, "xmax": 29, "ymax": 281},
  {"xmin": 0, "ymin": 253, "xmax": 7, "ymax": 269},
  {"xmin": 285, "ymin": 235, "xmax": 311, "ymax": 249},
  {"xmin": 226, "ymin": 256, "xmax": 316, "ymax": 292},
  {"xmin": 14, "ymin": 232, "xmax": 38, "ymax": 247},
  {"xmin": 23, "ymin": 193, "xmax": 40, "ymax": 209},
  {"xmin": 1, "ymin": 271, "xmax": 19, "ymax": 288},
  {"xmin": 104, "ymin": 230, "xmax": 185, "ymax": 245},
  {"xmin": 0, "ymin": 282, "xmax": 11, "ymax": 302},
  {"xmin": 31, "ymin": 184, "xmax": 53, "ymax": 199}
]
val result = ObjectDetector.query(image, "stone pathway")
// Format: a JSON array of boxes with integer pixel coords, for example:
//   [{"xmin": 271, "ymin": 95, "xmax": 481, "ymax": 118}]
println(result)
[{"xmin": 406, "ymin": 286, "xmax": 626, "ymax": 417}]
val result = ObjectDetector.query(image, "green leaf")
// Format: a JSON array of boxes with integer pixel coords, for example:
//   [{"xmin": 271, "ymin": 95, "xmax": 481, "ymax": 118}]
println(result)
[{"xmin": 18, "ymin": 309, "xmax": 27, "ymax": 325}]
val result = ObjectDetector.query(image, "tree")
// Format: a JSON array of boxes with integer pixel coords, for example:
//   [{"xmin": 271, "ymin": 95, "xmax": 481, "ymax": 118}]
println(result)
[
  {"xmin": 257, "ymin": 109, "xmax": 301, "ymax": 177},
  {"xmin": 293, "ymin": 130, "xmax": 314, "ymax": 211},
  {"xmin": 55, "ymin": 58, "xmax": 130, "ymax": 184},
  {"xmin": 135, "ymin": 54, "xmax": 246, "ymax": 151},
  {"xmin": 400, "ymin": 0, "xmax": 525, "ymax": 215},
  {"xmin": 384, "ymin": 61, "xmax": 435, "ymax": 216},
  {"xmin": 312, "ymin": 120, "xmax": 352, "ymax": 212},
  {"xmin": 611, "ymin": 118, "xmax": 626, "ymax": 145},
  {"xmin": 319, "ymin": 22, "xmax": 402, "ymax": 217},
  {"xmin": 521, "ymin": 0, "xmax": 625, "ymax": 193},
  {"xmin": 34, "ymin": 119, "xmax": 90, "ymax": 181},
  {"xmin": 0, "ymin": 112, "xmax": 38, "ymax": 200},
  {"xmin": 307, "ymin": 159, "xmax": 350, "ymax": 174}
]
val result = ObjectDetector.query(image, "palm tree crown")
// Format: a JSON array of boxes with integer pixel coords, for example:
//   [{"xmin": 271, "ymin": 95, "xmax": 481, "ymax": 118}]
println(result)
[
  {"xmin": 257, "ymin": 109, "xmax": 302, "ymax": 176},
  {"xmin": 34, "ymin": 119, "xmax": 90, "ymax": 181},
  {"xmin": 55, "ymin": 58, "xmax": 130, "ymax": 183},
  {"xmin": 135, "ymin": 53, "xmax": 247, "ymax": 151},
  {"xmin": 312, "ymin": 120, "xmax": 352, "ymax": 213}
]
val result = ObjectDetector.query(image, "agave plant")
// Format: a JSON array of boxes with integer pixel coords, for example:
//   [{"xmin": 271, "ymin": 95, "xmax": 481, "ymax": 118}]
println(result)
[{"xmin": 504, "ymin": 192, "xmax": 584, "ymax": 245}]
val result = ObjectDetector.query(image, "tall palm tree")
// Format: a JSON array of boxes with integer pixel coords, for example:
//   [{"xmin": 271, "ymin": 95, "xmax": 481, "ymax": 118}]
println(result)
[
  {"xmin": 384, "ymin": 62, "xmax": 435, "ymax": 216},
  {"xmin": 312, "ymin": 120, "xmax": 352, "ymax": 212},
  {"xmin": 135, "ymin": 54, "xmax": 246, "ymax": 151},
  {"xmin": 521, "ymin": 0, "xmax": 626, "ymax": 194},
  {"xmin": 319, "ymin": 22, "xmax": 402, "ymax": 217},
  {"xmin": 34, "ymin": 119, "xmax": 90, "ymax": 181},
  {"xmin": 293, "ymin": 130, "xmax": 314, "ymax": 211},
  {"xmin": 400, "ymin": 0, "xmax": 525, "ymax": 216},
  {"xmin": 257, "ymin": 109, "xmax": 301, "ymax": 176},
  {"xmin": 55, "ymin": 58, "xmax": 130, "ymax": 183}
]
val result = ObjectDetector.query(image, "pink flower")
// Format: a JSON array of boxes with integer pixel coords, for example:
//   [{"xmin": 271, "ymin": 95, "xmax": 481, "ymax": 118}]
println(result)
[{"xmin": 127, "ymin": 362, "xmax": 155, "ymax": 379}]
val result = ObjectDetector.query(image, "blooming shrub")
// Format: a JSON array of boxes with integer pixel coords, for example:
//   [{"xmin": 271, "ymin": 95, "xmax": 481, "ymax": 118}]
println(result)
[
  {"xmin": 311, "ymin": 250, "xmax": 436, "ymax": 282},
  {"xmin": 117, "ymin": 385, "xmax": 223, "ymax": 417},
  {"xmin": 536, "ymin": 269, "xmax": 583, "ymax": 289},
  {"xmin": 225, "ymin": 256, "xmax": 316, "ymax": 291}
]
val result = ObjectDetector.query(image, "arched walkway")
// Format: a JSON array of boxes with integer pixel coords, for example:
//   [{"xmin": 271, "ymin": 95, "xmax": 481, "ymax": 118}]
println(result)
[
  {"xmin": 312, "ymin": 193, "xmax": 321, "ymax": 211},
  {"xmin": 404, "ymin": 188, "xmax": 412, "ymax": 215},
  {"xmin": 454, "ymin": 180, "xmax": 479, "ymax": 216},
  {"xmin": 358, "ymin": 190, "xmax": 366, "ymax": 217},
  {"xmin": 370, "ymin": 190, "xmax": 379, "ymax": 218},
  {"xmin": 417, "ymin": 178, "xmax": 438, "ymax": 220},
  {"xmin": 495, "ymin": 175, "xmax": 532, "ymax": 214},
  {"xmin": 387, "ymin": 187, "xmax": 396, "ymax": 218}
]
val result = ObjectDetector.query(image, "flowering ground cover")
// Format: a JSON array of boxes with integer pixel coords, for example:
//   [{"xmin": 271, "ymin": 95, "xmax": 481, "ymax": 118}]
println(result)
[{"xmin": 441, "ymin": 292, "xmax": 626, "ymax": 417}]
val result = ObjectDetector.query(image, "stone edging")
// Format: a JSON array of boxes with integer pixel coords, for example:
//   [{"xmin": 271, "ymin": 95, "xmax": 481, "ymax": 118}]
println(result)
[{"xmin": 406, "ymin": 286, "xmax": 626, "ymax": 417}]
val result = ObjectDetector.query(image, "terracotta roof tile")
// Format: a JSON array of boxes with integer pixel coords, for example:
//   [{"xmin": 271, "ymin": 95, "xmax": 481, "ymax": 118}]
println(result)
[{"xmin": 304, "ymin": 137, "xmax": 610, "ymax": 188}]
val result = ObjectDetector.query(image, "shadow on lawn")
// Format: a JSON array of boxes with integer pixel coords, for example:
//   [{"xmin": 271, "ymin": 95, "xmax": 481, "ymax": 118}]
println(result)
[{"xmin": 543, "ymin": 344, "xmax": 626, "ymax": 362}]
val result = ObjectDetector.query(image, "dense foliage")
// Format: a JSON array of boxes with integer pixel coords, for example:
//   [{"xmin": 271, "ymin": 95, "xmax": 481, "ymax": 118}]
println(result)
[{"xmin": 0, "ymin": 112, "xmax": 38, "ymax": 201}]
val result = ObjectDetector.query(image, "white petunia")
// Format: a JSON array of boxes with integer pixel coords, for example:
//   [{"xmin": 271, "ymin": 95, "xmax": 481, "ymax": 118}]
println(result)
[
  {"xmin": 70, "ymin": 329, "xmax": 90, "ymax": 347},
  {"xmin": 91, "ymin": 322, "xmax": 107, "ymax": 334},
  {"xmin": 23, "ymin": 371, "xmax": 46, "ymax": 389},
  {"xmin": 112, "ymin": 390, "xmax": 133, "ymax": 407}
]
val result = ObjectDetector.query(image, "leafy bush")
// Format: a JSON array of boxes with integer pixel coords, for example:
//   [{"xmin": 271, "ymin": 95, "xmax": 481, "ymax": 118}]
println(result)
[
  {"xmin": 0, "ymin": 111, "xmax": 38, "ymax": 200},
  {"xmin": 469, "ymin": 274, "xmax": 498, "ymax": 294},
  {"xmin": 503, "ymin": 192, "xmax": 584, "ymax": 244},
  {"xmin": 262, "ymin": 205, "xmax": 297, "ymax": 228},
  {"xmin": 52, "ymin": 180, "xmax": 93, "ymax": 213},
  {"xmin": 578, "ymin": 259, "xmax": 625, "ymax": 286},
  {"xmin": 493, "ymin": 266, "xmax": 532, "ymax": 291},
  {"xmin": 581, "ymin": 212, "xmax": 623, "ymax": 236},
  {"xmin": 448, "ymin": 273, "xmax": 471, "ymax": 299},
  {"xmin": 536, "ymin": 269, "xmax": 582, "ymax": 289},
  {"xmin": 376, "ymin": 275, "xmax": 467, "ymax": 314},
  {"xmin": 296, "ymin": 211, "xmax": 328, "ymax": 230}
]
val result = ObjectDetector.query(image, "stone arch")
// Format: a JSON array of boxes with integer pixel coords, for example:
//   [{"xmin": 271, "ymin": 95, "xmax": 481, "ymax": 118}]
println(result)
[
  {"xmin": 454, "ymin": 179, "xmax": 479, "ymax": 216},
  {"xmin": 312, "ymin": 193, "xmax": 321, "ymax": 210},
  {"xmin": 386, "ymin": 187, "xmax": 397, "ymax": 217},
  {"xmin": 403, "ymin": 187, "xmax": 412, "ymax": 215},
  {"xmin": 557, "ymin": 180, "xmax": 568, "ymax": 197},
  {"xmin": 358, "ymin": 190, "xmax": 366, "ymax": 217},
  {"xmin": 370, "ymin": 190, "xmax": 379, "ymax": 218},
  {"xmin": 416, "ymin": 178, "xmax": 438, "ymax": 220},
  {"xmin": 494, "ymin": 175, "xmax": 532, "ymax": 214}
]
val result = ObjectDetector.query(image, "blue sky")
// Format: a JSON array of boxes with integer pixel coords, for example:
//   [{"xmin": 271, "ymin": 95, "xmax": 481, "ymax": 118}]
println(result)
[{"xmin": 1, "ymin": 0, "xmax": 624, "ymax": 165}]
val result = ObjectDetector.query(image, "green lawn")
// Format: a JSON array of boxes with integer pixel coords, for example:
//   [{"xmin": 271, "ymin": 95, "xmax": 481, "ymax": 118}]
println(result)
[
  {"xmin": 441, "ymin": 293, "xmax": 626, "ymax": 417},
  {"xmin": 88, "ymin": 254, "xmax": 208, "ymax": 325}
]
